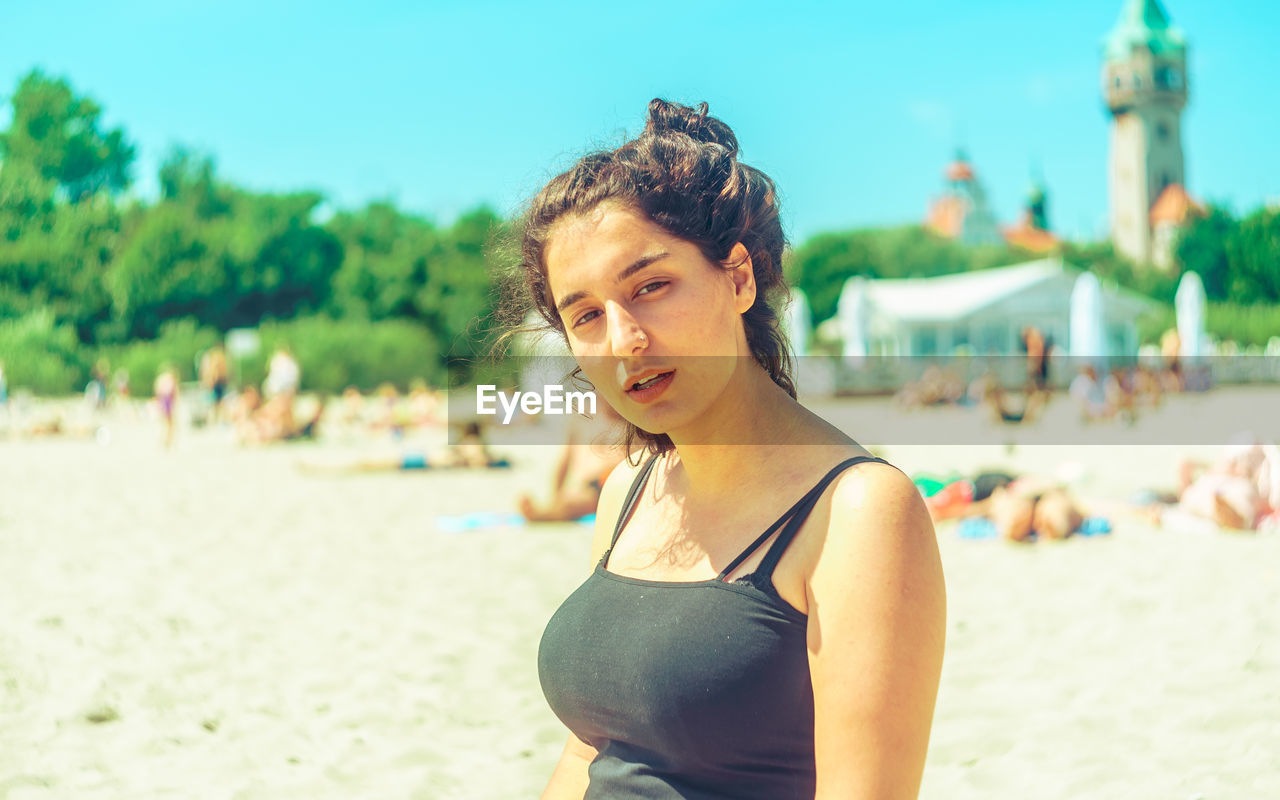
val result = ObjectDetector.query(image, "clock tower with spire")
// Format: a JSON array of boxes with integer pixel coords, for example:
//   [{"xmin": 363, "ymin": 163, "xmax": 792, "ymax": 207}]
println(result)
[{"xmin": 1102, "ymin": 0, "xmax": 1189, "ymax": 266}]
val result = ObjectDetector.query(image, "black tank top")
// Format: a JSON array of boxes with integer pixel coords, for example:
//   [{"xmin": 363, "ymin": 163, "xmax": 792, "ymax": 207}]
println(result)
[{"xmin": 538, "ymin": 453, "xmax": 886, "ymax": 800}]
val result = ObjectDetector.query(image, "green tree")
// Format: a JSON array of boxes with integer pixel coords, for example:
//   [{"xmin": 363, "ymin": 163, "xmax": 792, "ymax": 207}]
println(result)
[
  {"xmin": 0, "ymin": 164, "xmax": 119, "ymax": 342},
  {"xmin": 325, "ymin": 201, "xmax": 438, "ymax": 321},
  {"xmin": 158, "ymin": 146, "xmax": 231, "ymax": 218},
  {"xmin": 787, "ymin": 225, "xmax": 1028, "ymax": 323},
  {"xmin": 1059, "ymin": 240, "xmax": 1179, "ymax": 304},
  {"xmin": 1226, "ymin": 206, "xmax": 1280, "ymax": 304},
  {"xmin": 785, "ymin": 231, "xmax": 878, "ymax": 324},
  {"xmin": 1174, "ymin": 205, "xmax": 1236, "ymax": 301},
  {"xmin": 0, "ymin": 70, "xmax": 135, "ymax": 201},
  {"xmin": 108, "ymin": 179, "xmax": 342, "ymax": 339},
  {"xmin": 106, "ymin": 203, "xmax": 234, "ymax": 339},
  {"xmin": 419, "ymin": 206, "xmax": 503, "ymax": 360},
  {"xmin": 323, "ymin": 203, "xmax": 501, "ymax": 371}
]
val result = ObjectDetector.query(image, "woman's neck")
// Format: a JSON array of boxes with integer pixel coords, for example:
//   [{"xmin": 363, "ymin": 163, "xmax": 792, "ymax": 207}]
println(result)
[{"xmin": 664, "ymin": 362, "xmax": 826, "ymax": 498}]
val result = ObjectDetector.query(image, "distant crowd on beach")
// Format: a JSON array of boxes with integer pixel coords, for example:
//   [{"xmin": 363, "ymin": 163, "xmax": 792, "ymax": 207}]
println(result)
[
  {"xmin": 1, "ymin": 339, "xmax": 630, "ymax": 526},
  {"xmin": 895, "ymin": 325, "xmax": 1205, "ymax": 427},
  {"xmin": 3, "ymin": 324, "xmax": 1274, "ymax": 536},
  {"xmin": 0, "ymin": 342, "xmax": 452, "ymax": 447}
]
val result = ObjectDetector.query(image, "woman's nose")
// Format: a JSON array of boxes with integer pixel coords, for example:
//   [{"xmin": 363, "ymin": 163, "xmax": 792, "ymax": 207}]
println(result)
[{"xmin": 606, "ymin": 305, "xmax": 649, "ymax": 358}]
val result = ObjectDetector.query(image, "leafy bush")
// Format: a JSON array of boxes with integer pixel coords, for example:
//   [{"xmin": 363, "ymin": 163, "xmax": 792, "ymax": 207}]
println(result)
[
  {"xmin": 99, "ymin": 317, "xmax": 221, "ymax": 396},
  {"xmin": 232, "ymin": 316, "xmax": 445, "ymax": 394},
  {"xmin": 0, "ymin": 308, "xmax": 87, "ymax": 394},
  {"xmin": 1136, "ymin": 303, "xmax": 1280, "ymax": 348}
]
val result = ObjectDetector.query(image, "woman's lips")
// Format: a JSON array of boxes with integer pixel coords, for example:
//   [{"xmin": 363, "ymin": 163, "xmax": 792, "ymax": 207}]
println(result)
[{"xmin": 624, "ymin": 370, "xmax": 675, "ymax": 404}]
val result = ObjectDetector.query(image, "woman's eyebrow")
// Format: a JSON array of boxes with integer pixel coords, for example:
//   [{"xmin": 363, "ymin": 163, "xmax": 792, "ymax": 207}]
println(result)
[
  {"xmin": 615, "ymin": 251, "xmax": 670, "ymax": 283},
  {"xmin": 555, "ymin": 251, "xmax": 671, "ymax": 314}
]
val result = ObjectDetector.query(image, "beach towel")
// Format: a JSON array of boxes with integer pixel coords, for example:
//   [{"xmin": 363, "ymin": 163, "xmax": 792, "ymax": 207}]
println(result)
[{"xmin": 956, "ymin": 516, "xmax": 1111, "ymax": 540}]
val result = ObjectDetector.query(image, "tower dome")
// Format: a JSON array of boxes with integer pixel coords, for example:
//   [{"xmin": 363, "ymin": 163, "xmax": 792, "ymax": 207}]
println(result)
[{"xmin": 1104, "ymin": 0, "xmax": 1186, "ymax": 63}]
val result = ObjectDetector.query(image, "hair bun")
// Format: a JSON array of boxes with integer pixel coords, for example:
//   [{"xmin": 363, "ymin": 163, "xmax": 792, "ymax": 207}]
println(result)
[{"xmin": 644, "ymin": 98, "xmax": 738, "ymax": 156}]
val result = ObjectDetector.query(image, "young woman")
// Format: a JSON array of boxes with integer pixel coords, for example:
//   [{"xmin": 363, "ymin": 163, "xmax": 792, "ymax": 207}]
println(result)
[{"xmin": 523, "ymin": 99, "xmax": 946, "ymax": 800}]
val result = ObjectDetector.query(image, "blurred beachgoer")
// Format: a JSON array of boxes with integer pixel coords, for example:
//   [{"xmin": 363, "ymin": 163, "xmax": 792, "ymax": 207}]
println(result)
[
  {"xmin": 920, "ymin": 470, "xmax": 1015, "ymax": 519},
  {"xmin": 153, "ymin": 364, "xmax": 179, "ymax": 448},
  {"xmin": 0, "ymin": 360, "xmax": 7, "ymax": 408},
  {"xmin": 1132, "ymin": 364, "xmax": 1163, "ymax": 409},
  {"xmin": 340, "ymin": 385, "xmax": 365, "ymax": 423},
  {"xmin": 19, "ymin": 414, "xmax": 100, "ymax": 440},
  {"xmin": 333, "ymin": 385, "xmax": 369, "ymax": 438},
  {"xmin": 112, "ymin": 368, "xmax": 130, "ymax": 401},
  {"xmin": 109, "ymin": 368, "xmax": 135, "ymax": 418},
  {"xmin": 249, "ymin": 393, "xmax": 292, "ymax": 443},
  {"xmin": 1021, "ymin": 325, "xmax": 1051, "ymax": 397},
  {"xmin": 1160, "ymin": 327, "xmax": 1183, "ymax": 391},
  {"xmin": 298, "ymin": 420, "xmax": 510, "ymax": 473},
  {"xmin": 923, "ymin": 470, "xmax": 1085, "ymax": 542},
  {"xmin": 233, "ymin": 386, "xmax": 325, "ymax": 445},
  {"xmin": 231, "ymin": 385, "xmax": 263, "ymax": 443},
  {"xmin": 1069, "ymin": 364, "xmax": 1115, "ymax": 422},
  {"xmin": 965, "ymin": 370, "xmax": 993, "ymax": 406},
  {"xmin": 281, "ymin": 395, "xmax": 327, "ymax": 442},
  {"xmin": 85, "ymin": 358, "xmax": 110, "ymax": 411},
  {"xmin": 24, "ymin": 415, "xmax": 65, "ymax": 437},
  {"xmin": 896, "ymin": 364, "xmax": 964, "ymax": 409},
  {"xmin": 265, "ymin": 343, "xmax": 301, "ymax": 397},
  {"xmin": 990, "ymin": 479, "xmax": 1085, "ymax": 542},
  {"xmin": 983, "ymin": 381, "xmax": 1045, "ymax": 425},
  {"xmin": 373, "ymin": 382, "xmax": 409, "ymax": 437},
  {"xmin": 1107, "ymin": 367, "xmax": 1139, "ymax": 424},
  {"xmin": 1161, "ymin": 437, "xmax": 1280, "ymax": 531},
  {"xmin": 264, "ymin": 343, "xmax": 300, "ymax": 433},
  {"xmin": 199, "ymin": 343, "xmax": 230, "ymax": 424},
  {"xmin": 442, "ymin": 417, "xmax": 506, "ymax": 468},
  {"xmin": 518, "ymin": 404, "xmax": 626, "ymax": 522},
  {"xmin": 407, "ymin": 379, "xmax": 443, "ymax": 428}
]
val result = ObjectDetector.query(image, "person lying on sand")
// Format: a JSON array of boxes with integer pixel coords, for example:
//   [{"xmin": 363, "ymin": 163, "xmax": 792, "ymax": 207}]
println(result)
[
  {"xmin": 922, "ymin": 471, "xmax": 1086, "ymax": 542},
  {"xmin": 1138, "ymin": 436, "xmax": 1280, "ymax": 532},
  {"xmin": 982, "ymin": 380, "xmax": 1046, "ymax": 426},
  {"xmin": 236, "ymin": 391, "xmax": 326, "ymax": 445},
  {"xmin": 517, "ymin": 406, "xmax": 625, "ymax": 523},
  {"xmin": 298, "ymin": 421, "xmax": 511, "ymax": 474},
  {"xmin": 896, "ymin": 365, "xmax": 965, "ymax": 409},
  {"xmin": 18, "ymin": 414, "xmax": 101, "ymax": 440}
]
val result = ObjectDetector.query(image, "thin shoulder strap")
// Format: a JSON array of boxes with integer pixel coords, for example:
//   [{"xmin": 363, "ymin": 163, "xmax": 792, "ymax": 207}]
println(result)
[
  {"xmin": 610, "ymin": 452, "xmax": 663, "ymax": 548},
  {"xmin": 726, "ymin": 456, "xmax": 886, "ymax": 582},
  {"xmin": 716, "ymin": 481, "xmax": 825, "ymax": 581}
]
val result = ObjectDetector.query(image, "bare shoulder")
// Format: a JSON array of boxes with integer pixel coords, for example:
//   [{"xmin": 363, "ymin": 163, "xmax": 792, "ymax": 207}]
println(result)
[
  {"xmin": 587, "ymin": 451, "xmax": 655, "ymax": 568},
  {"xmin": 805, "ymin": 460, "xmax": 941, "ymax": 588},
  {"xmin": 828, "ymin": 459, "xmax": 932, "ymax": 537}
]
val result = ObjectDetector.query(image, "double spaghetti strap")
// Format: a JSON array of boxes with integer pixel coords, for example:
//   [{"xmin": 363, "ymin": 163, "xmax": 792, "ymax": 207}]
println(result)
[
  {"xmin": 715, "ymin": 486, "xmax": 823, "ymax": 581},
  {"xmin": 718, "ymin": 456, "xmax": 886, "ymax": 582},
  {"xmin": 609, "ymin": 453, "xmax": 663, "ymax": 548}
]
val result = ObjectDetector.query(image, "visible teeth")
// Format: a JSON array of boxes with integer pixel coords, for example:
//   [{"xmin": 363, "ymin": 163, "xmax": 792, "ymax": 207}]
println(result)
[{"xmin": 633, "ymin": 373, "xmax": 665, "ymax": 390}]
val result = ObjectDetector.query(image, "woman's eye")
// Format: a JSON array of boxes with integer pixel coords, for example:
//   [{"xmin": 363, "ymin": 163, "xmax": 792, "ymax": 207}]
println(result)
[
  {"xmin": 636, "ymin": 280, "xmax": 668, "ymax": 296},
  {"xmin": 572, "ymin": 309, "xmax": 602, "ymax": 328}
]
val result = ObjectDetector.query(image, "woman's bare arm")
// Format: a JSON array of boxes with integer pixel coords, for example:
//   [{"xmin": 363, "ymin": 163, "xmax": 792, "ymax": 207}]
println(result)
[
  {"xmin": 539, "ymin": 734, "xmax": 598, "ymax": 800},
  {"xmin": 807, "ymin": 465, "xmax": 946, "ymax": 800}
]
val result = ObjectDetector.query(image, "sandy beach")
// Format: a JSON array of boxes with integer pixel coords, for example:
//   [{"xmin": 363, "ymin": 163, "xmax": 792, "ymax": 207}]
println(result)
[{"xmin": 2, "ymin": 391, "xmax": 1278, "ymax": 799}]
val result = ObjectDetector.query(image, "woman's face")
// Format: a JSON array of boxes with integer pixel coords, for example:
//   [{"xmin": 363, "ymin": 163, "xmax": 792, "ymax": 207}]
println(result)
[{"xmin": 544, "ymin": 203, "xmax": 756, "ymax": 438}]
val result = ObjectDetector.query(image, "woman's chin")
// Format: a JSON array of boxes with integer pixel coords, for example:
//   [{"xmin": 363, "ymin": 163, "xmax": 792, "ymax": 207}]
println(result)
[{"xmin": 620, "ymin": 403, "xmax": 687, "ymax": 438}]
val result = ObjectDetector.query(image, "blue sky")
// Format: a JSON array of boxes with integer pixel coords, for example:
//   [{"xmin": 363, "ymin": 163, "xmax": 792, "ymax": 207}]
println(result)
[{"xmin": 3, "ymin": 0, "xmax": 1276, "ymax": 242}]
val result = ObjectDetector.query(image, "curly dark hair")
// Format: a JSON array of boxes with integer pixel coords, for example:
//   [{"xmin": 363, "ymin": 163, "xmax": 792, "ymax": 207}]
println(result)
[{"xmin": 515, "ymin": 98, "xmax": 795, "ymax": 456}]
